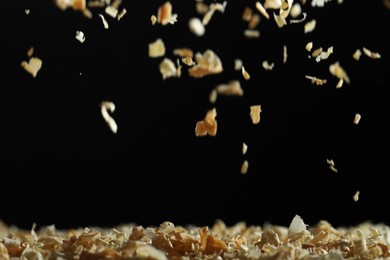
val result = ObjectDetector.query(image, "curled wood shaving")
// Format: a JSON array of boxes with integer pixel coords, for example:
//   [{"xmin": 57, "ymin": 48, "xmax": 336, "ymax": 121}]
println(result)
[
  {"xmin": 101, "ymin": 101, "xmax": 117, "ymax": 134},
  {"xmin": 289, "ymin": 12, "xmax": 307, "ymax": 24},
  {"xmin": 75, "ymin": 31, "xmax": 86, "ymax": 43},
  {"xmin": 336, "ymin": 79, "xmax": 344, "ymax": 89},
  {"xmin": 262, "ymin": 60, "xmax": 275, "ymax": 70},
  {"xmin": 117, "ymin": 8, "xmax": 127, "ymax": 20},
  {"xmin": 327, "ymin": 159, "xmax": 338, "ymax": 173},
  {"xmin": 98, "ymin": 14, "xmax": 109, "ymax": 29}
]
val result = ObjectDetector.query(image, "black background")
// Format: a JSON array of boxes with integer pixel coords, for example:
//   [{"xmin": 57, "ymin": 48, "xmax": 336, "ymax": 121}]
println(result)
[{"xmin": 1, "ymin": 0, "xmax": 389, "ymax": 229}]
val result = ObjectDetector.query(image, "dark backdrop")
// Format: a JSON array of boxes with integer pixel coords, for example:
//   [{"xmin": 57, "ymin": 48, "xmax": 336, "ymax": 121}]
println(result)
[{"xmin": 1, "ymin": 0, "xmax": 389, "ymax": 229}]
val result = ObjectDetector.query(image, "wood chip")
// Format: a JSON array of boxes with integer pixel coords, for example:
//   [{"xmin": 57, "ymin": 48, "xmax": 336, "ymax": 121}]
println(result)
[
  {"xmin": 250, "ymin": 105, "xmax": 262, "ymax": 124},
  {"xmin": 188, "ymin": 50, "xmax": 223, "ymax": 78},
  {"xmin": 264, "ymin": 0, "xmax": 282, "ymax": 9},
  {"xmin": 329, "ymin": 62, "xmax": 350, "ymax": 84},
  {"xmin": 148, "ymin": 38, "xmax": 166, "ymax": 58},
  {"xmin": 242, "ymin": 142, "xmax": 248, "ymax": 155},
  {"xmin": 105, "ymin": 5, "xmax": 118, "ymax": 18},
  {"xmin": 353, "ymin": 191, "xmax": 360, "ymax": 202},
  {"xmin": 241, "ymin": 160, "xmax": 249, "ymax": 174},
  {"xmin": 151, "ymin": 15, "xmax": 157, "ymax": 25},
  {"xmin": 157, "ymin": 1, "xmax": 173, "ymax": 25},
  {"xmin": 242, "ymin": 7, "xmax": 253, "ymax": 21},
  {"xmin": 290, "ymin": 3, "xmax": 302, "ymax": 18},
  {"xmin": 304, "ymin": 19, "xmax": 316, "ymax": 33},
  {"xmin": 75, "ymin": 31, "xmax": 86, "ymax": 43},
  {"xmin": 21, "ymin": 57, "xmax": 42, "ymax": 78},
  {"xmin": 209, "ymin": 89, "xmax": 217, "ymax": 103},
  {"xmin": 248, "ymin": 14, "xmax": 261, "ymax": 29},
  {"xmin": 255, "ymin": 2, "xmax": 270, "ymax": 19},
  {"xmin": 196, "ymin": 2, "xmax": 209, "ymax": 15},
  {"xmin": 173, "ymin": 48, "xmax": 194, "ymax": 58},
  {"xmin": 234, "ymin": 59, "xmax": 243, "ymax": 71},
  {"xmin": 306, "ymin": 42, "xmax": 313, "ymax": 52},
  {"xmin": 327, "ymin": 159, "xmax": 338, "ymax": 173},
  {"xmin": 159, "ymin": 58, "xmax": 179, "ymax": 79},
  {"xmin": 363, "ymin": 47, "xmax": 381, "ymax": 59},
  {"xmin": 336, "ymin": 79, "xmax": 344, "ymax": 89},
  {"xmin": 242, "ymin": 66, "xmax": 251, "ymax": 80},
  {"xmin": 273, "ymin": 13, "xmax": 287, "ymax": 28},
  {"xmin": 215, "ymin": 80, "xmax": 244, "ymax": 96},
  {"xmin": 182, "ymin": 57, "xmax": 196, "ymax": 66},
  {"xmin": 27, "ymin": 47, "xmax": 34, "ymax": 57},
  {"xmin": 353, "ymin": 113, "xmax": 361, "ymax": 125},
  {"xmin": 117, "ymin": 8, "xmax": 127, "ymax": 21},
  {"xmin": 244, "ymin": 29, "xmax": 260, "ymax": 38},
  {"xmin": 195, "ymin": 108, "xmax": 217, "ymax": 137},
  {"xmin": 283, "ymin": 45, "xmax": 288, "ymax": 64},
  {"xmin": 189, "ymin": 18, "xmax": 205, "ymax": 37},
  {"xmin": 352, "ymin": 49, "xmax": 362, "ymax": 61},
  {"xmin": 25, "ymin": 9, "xmax": 30, "ymax": 15}
]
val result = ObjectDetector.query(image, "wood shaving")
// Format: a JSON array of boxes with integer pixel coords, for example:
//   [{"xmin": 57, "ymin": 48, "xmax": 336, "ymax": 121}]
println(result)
[
  {"xmin": 290, "ymin": 3, "xmax": 302, "ymax": 18},
  {"xmin": 148, "ymin": 39, "xmax": 166, "ymax": 58},
  {"xmin": 75, "ymin": 31, "xmax": 86, "ymax": 43},
  {"xmin": 173, "ymin": 48, "xmax": 193, "ymax": 58},
  {"xmin": 262, "ymin": 60, "xmax": 275, "ymax": 70},
  {"xmin": 182, "ymin": 57, "xmax": 196, "ymax": 66},
  {"xmin": 3, "ymin": 220, "xmax": 390, "ymax": 259},
  {"xmin": 242, "ymin": 142, "xmax": 248, "ymax": 155},
  {"xmin": 101, "ymin": 101, "xmax": 117, "ymax": 134},
  {"xmin": 242, "ymin": 7, "xmax": 253, "ymax": 21},
  {"xmin": 159, "ymin": 58, "xmax": 179, "ymax": 80},
  {"xmin": 304, "ymin": 19, "xmax": 316, "ymax": 33},
  {"xmin": 329, "ymin": 61, "xmax": 350, "ymax": 84},
  {"xmin": 353, "ymin": 49, "xmax": 362, "ymax": 61},
  {"xmin": 157, "ymin": 1, "xmax": 177, "ymax": 25},
  {"xmin": 250, "ymin": 105, "xmax": 262, "ymax": 124},
  {"xmin": 353, "ymin": 113, "xmax": 361, "ymax": 125},
  {"xmin": 215, "ymin": 80, "xmax": 244, "ymax": 97},
  {"xmin": 234, "ymin": 59, "xmax": 243, "ymax": 71},
  {"xmin": 117, "ymin": 8, "xmax": 126, "ymax": 20},
  {"xmin": 336, "ymin": 79, "xmax": 344, "ymax": 89},
  {"xmin": 363, "ymin": 47, "xmax": 381, "ymax": 59},
  {"xmin": 306, "ymin": 42, "xmax": 313, "ymax": 52},
  {"xmin": 25, "ymin": 9, "xmax": 30, "ymax": 15},
  {"xmin": 241, "ymin": 160, "xmax": 249, "ymax": 174},
  {"xmin": 189, "ymin": 18, "xmax": 205, "ymax": 37},
  {"xmin": 188, "ymin": 50, "xmax": 223, "ymax": 78},
  {"xmin": 255, "ymin": 2, "xmax": 270, "ymax": 19},
  {"xmin": 105, "ymin": 5, "xmax": 118, "ymax": 18},
  {"xmin": 99, "ymin": 14, "xmax": 109, "ymax": 29},
  {"xmin": 283, "ymin": 45, "xmax": 288, "ymax": 64},
  {"xmin": 151, "ymin": 15, "xmax": 157, "ymax": 25},
  {"xmin": 195, "ymin": 108, "xmax": 218, "ymax": 137},
  {"xmin": 305, "ymin": 75, "xmax": 327, "ymax": 85},
  {"xmin": 353, "ymin": 191, "xmax": 360, "ymax": 202},
  {"xmin": 241, "ymin": 66, "xmax": 250, "ymax": 80},
  {"xmin": 21, "ymin": 57, "xmax": 42, "ymax": 78}
]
